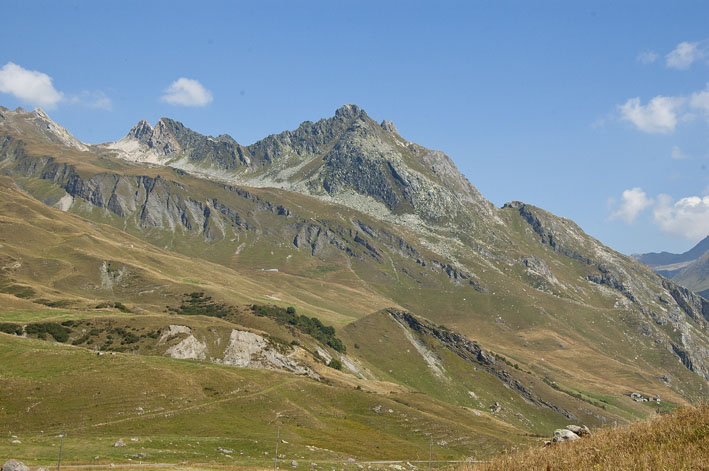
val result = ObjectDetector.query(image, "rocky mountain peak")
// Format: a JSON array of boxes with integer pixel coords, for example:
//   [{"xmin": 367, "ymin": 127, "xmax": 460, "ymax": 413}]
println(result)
[
  {"xmin": 0, "ymin": 106, "xmax": 88, "ymax": 152},
  {"xmin": 334, "ymin": 103, "xmax": 366, "ymax": 120},
  {"xmin": 127, "ymin": 120, "xmax": 154, "ymax": 141},
  {"xmin": 153, "ymin": 118, "xmax": 182, "ymax": 139},
  {"xmin": 95, "ymin": 105, "xmax": 497, "ymax": 226},
  {"xmin": 31, "ymin": 108, "xmax": 50, "ymax": 119},
  {"xmin": 380, "ymin": 120, "xmax": 399, "ymax": 135}
]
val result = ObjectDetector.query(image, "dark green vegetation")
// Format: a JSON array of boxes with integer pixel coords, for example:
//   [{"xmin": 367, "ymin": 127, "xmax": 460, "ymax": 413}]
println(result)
[
  {"xmin": 0, "ymin": 105, "xmax": 708, "ymax": 467},
  {"xmin": 168, "ymin": 292, "xmax": 235, "ymax": 318},
  {"xmin": 251, "ymin": 303, "xmax": 346, "ymax": 352},
  {"xmin": 1, "ymin": 321, "xmax": 70, "ymax": 342},
  {"xmin": 0, "ymin": 322, "xmax": 22, "ymax": 335},
  {"xmin": 96, "ymin": 301, "xmax": 131, "ymax": 312},
  {"xmin": 23, "ymin": 322, "xmax": 71, "ymax": 342}
]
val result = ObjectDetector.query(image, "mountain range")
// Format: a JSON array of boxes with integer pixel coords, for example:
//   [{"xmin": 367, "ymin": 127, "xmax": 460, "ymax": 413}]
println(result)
[
  {"xmin": 0, "ymin": 104, "xmax": 707, "ymax": 465},
  {"xmin": 635, "ymin": 237, "xmax": 709, "ymax": 297}
]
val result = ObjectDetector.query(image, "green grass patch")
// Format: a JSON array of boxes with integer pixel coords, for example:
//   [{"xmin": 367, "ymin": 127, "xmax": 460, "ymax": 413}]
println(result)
[{"xmin": 0, "ymin": 309, "xmax": 135, "ymax": 323}]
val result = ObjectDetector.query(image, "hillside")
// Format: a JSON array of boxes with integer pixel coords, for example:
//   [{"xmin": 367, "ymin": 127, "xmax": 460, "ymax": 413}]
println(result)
[
  {"xmin": 466, "ymin": 404, "xmax": 709, "ymax": 471},
  {"xmin": 0, "ymin": 105, "xmax": 708, "ymax": 465}
]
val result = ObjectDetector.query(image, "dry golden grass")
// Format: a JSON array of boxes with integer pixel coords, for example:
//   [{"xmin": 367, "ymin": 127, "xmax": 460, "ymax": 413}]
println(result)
[{"xmin": 464, "ymin": 404, "xmax": 709, "ymax": 471}]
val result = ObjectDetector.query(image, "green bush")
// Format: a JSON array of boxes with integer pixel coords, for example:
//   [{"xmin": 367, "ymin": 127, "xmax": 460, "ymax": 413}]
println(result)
[
  {"xmin": 95, "ymin": 301, "xmax": 131, "ymax": 312},
  {"xmin": 0, "ymin": 323, "xmax": 22, "ymax": 335},
  {"xmin": 25, "ymin": 323, "xmax": 70, "ymax": 342},
  {"xmin": 168, "ymin": 292, "xmax": 233, "ymax": 318},
  {"xmin": 251, "ymin": 304, "xmax": 346, "ymax": 353}
]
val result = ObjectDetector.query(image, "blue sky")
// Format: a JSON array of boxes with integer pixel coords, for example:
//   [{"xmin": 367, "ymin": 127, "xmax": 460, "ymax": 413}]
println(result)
[{"xmin": 2, "ymin": 1, "xmax": 709, "ymax": 255}]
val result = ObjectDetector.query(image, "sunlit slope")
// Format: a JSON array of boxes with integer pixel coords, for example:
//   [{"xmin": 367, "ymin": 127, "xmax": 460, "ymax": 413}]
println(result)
[
  {"xmin": 467, "ymin": 404, "xmax": 709, "ymax": 471},
  {"xmin": 0, "ymin": 334, "xmax": 527, "ymax": 465},
  {"xmin": 0, "ymin": 176, "xmax": 393, "ymax": 325}
]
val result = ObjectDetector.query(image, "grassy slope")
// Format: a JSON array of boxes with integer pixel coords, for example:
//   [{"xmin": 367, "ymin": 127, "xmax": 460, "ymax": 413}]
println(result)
[
  {"xmin": 0, "ymin": 176, "xmax": 393, "ymax": 326},
  {"xmin": 0, "ymin": 178, "xmax": 534, "ymax": 464},
  {"xmin": 0, "ymin": 333, "xmax": 527, "ymax": 466},
  {"xmin": 465, "ymin": 404, "xmax": 709, "ymax": 471}
]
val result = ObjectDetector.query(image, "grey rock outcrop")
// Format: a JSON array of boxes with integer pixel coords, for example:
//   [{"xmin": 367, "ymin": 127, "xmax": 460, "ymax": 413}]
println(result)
[
  {"xmin": 564, "ymin": 424, "xmax": 590, "ymax": 436},
  {"xmin": 662, "ymin": 279, "xmax": 709, "ymax": 323},
  {"xmin": 1, "ymin": 460, "xmax": 28, "ymax": 471},
  {"xmin": 220, "ymin": 329, "xmax": 316, "ymax": 377},
  {"xmin": 552, "ymin": 429, "xmax": 580, "ymax": 443}
]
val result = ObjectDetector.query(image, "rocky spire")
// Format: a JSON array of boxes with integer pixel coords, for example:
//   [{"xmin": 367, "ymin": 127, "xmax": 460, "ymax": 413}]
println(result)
[
  {"xmin": 127, "ymin": 120, "xmax": 154, "ymax": 142},
  {"xmin": 380, "ymin": 120, "xmax": 399, "ymax": 135},
  {"xmin": 334, "ymin": 104, "xmax": 367, "ymax": 120}
]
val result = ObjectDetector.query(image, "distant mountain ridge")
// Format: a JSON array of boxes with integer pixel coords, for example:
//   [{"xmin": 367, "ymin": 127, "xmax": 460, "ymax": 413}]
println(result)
[
  {"xmin": 635, "ymin": 236, "xmax": 709, "ymax": 267},
  {"xmin": 634, "ymin": 237, "xmax": 709, "ymax": 296}
]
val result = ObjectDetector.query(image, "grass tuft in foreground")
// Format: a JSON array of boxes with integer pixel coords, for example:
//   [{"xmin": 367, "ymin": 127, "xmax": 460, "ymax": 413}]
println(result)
[{"xmin": 465, "ymin": 404, "xmax": 709, "ymax": 471}]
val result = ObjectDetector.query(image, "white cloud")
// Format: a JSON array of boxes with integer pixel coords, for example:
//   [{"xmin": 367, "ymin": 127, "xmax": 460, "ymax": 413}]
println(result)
[
  {"xmin": 611, "ymin": 186, "xmax": 709, "ymax": 242},
  {"xmin": 161, "ymin": 78, "xmax": 213, "ymax": 107},
  {"xmin": 637, "ymin": 50, "xmax": 658, "ymax": 65},
  {"xmin": 690, "ymin": 84, "xmax": 709, "ymax": 113},
  {"xmin": 618, "ymin": 96, "xmax": 684, "ymax": 134},
  {"xmin": 671, "ymin": 145, "xmax": 689, "ymax": 160},
  {"xmin": 666, "ymin": 41, "xmax": 707, "ymax": 69},
  {"xmin": 0, "ymin": 62, "xmax": 63, "ymax": 108},
  {"xmin": 653, "ymin": 194, "xmax": 709, "ymax": 241},
  {"xmin": 610, "ymin": 187, "xmax": 653, "ymax": 224},
  {"xmin": 69, "ymin": 90, "xmax": 112, "ymax": 110}
]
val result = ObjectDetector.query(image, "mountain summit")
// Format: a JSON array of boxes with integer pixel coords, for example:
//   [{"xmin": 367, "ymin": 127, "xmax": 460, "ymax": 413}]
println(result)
[{"xmin": 100, "ymin": 104, "xmax": 497, "ymax": 227}]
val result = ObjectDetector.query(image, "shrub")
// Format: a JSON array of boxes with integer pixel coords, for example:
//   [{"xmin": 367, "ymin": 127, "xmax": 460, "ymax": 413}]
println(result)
[
  {"xmin": 25, "ymin": 323, "xmax": 70, "ymax": 342},
  {"xmin": 168, "ymin": 292, "xmax": 233, "ymax": 318},
  {"xmin": 251, "ymin": 304, "xmax": 346, "ymax": 353},
  {"xmin": 0, "ymin": 323, "xmax": 22, "ymax": 335}
]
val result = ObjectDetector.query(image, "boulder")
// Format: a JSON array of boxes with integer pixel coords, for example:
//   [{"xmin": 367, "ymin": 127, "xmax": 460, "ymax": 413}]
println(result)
[
  {"xmin": 1, "ymin": 461, "xmax": 29, "ymax": 471},
  {"xmin": 552, "ymin": 429, "xmax": 580, "ymax": 443},
  {"xmin": 565, "ymin": 424, "xmax": 590, "ymax": 436},
  {"xmin": 114, "ymin": 438, "xmax": 126, "ymax": 447}
]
